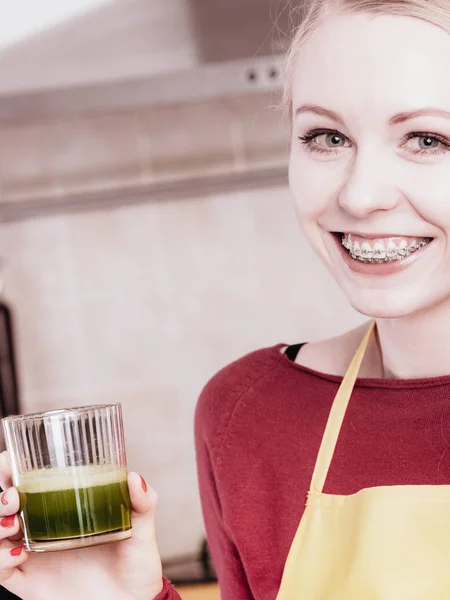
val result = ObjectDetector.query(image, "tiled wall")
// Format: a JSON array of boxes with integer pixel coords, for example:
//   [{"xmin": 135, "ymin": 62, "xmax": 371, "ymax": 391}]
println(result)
[
  {"xmin": 1, "ymin": 186, "xmax": 363, "ymax": 558},
  {"xmin": 0, "ymin": 93, "xmax": 287, "ymax": 206}
]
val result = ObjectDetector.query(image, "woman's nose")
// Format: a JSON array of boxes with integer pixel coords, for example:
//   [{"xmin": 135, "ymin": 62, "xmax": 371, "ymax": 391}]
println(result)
[{"xmin": 338, "ymin": 153, "xmax": 401, "ymax": 218}]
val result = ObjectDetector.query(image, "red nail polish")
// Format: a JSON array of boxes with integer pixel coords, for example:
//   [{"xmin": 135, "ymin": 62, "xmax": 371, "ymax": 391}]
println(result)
[
  {"xmin": 0, "ymin": 491, "xmax": 8, "ymax": 506},
  {"xmin": 10, "ymin": 546, "xmax": 23, "ymax": 557},
  {"xmin": 140, "ymin": 475, "xmax": 147, "ymax": 493},
  {"xmin": 0, "ymin": 515, "xmax": 15, "ymax": 528}
]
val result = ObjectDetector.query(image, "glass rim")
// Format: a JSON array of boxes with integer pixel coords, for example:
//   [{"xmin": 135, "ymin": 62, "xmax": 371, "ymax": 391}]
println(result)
[{"xmin": 1, "ymin": 402, "xmax": 122, "ymax": 423}]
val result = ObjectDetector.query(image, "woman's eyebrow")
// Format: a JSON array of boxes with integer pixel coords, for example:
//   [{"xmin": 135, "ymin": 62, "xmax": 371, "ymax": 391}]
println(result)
[
  {"xmin": 389, "ymin": 108, "xmax": 450, "ymax": 124},
  {"xmin": 294, "ymin": 104, "xmax": 345, "ymax": 125},
  {"xmin": 294, "ymin": 104, "xmax": 450, "ymax": 127}
]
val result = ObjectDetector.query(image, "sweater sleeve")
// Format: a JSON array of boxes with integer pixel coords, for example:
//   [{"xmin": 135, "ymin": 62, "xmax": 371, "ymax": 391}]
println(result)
[
  {"xmin": 152, "ymin": 577, "xmax": 182, "ymax": 600},
  {"xmin": 194, "ymin": 372, "xmax": 255, "ymax": 600}
]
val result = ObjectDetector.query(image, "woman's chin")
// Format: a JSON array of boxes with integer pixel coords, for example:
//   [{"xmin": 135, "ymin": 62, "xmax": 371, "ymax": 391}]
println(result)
[{"xmin": 344, "ymin": 289, "xmax": 432, "ymax": 320}]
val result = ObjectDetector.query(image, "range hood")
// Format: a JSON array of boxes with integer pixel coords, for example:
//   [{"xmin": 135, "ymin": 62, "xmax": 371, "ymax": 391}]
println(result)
[
  {"xmin": 0, "ymin": 0, "xmax": 292, "ymax": 222},
  {"xmin": 0, "ymin": 0, "xmax": 292, "ymax": 122}
]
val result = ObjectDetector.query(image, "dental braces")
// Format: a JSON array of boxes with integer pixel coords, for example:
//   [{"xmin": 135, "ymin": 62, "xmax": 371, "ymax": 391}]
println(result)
[{"xmin": 341, "ymin": 237, "xmax": 431, "ymax": 263}]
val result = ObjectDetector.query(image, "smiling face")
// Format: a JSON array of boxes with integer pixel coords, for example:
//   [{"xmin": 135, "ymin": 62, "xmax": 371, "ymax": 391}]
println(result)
[{"xmin": 289, "ymin": 13, "xmax": 450, "ymax": 318}]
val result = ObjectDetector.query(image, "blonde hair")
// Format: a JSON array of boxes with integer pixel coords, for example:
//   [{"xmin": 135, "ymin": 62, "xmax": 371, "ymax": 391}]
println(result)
[{"xmin": 283, "ymin": 0, "xmax": 450, "ymax": 116}]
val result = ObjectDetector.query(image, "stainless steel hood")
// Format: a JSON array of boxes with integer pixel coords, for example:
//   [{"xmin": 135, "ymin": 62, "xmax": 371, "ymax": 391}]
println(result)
[
  {"xmin": 0, "ymin": 0, "xmax": 292, "ymax": 122},
  {"xmin": 0, "ymin": 0, "xmax": 292, "ymax": 221}
]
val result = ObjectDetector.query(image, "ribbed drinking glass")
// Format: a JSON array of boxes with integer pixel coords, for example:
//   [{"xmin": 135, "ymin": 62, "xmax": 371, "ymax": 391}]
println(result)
[{"xmin": 2, "ymin": 403, "xmax": 131, "ymax": 552}]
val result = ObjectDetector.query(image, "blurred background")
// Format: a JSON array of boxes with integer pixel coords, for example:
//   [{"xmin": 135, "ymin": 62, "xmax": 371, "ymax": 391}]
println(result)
[{"xmin": 0, "ymin": 0, "xmax": 363, "ymax": 594}]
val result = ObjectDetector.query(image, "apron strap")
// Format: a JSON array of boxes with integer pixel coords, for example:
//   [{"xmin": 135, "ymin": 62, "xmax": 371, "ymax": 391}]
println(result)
[{"xmin": 310, "ymin": 320, "xmax": 376, "ymax": 494}]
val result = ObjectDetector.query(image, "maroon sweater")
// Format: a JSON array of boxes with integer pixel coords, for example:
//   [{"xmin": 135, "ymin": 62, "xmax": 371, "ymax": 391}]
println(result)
[{"xmin": 156, "ymin": 343, "xmax": 450, "ymax": 600}]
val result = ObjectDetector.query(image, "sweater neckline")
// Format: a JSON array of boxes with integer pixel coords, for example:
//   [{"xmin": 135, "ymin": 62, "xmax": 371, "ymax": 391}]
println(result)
[{"xmin": 274, "ymin": 343, "xmax": 450, "ymax": 390}]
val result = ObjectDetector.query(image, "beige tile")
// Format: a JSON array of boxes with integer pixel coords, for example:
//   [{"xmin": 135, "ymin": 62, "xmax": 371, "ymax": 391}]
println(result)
[
  {"xmin": 137, "ymin": 101, "xmax": 237, "ymax": 179},
  {"xmin": 228, "ymin": 94, "xmax": 290, "ymax": 167},
  {"xmin": 0, "ymin": 91, "xmax": 289, "ymax": 206},
  {"xmin": 0, "ymin": 112, "xmax": 144, "ymax": 200},
  {"xmin": 1, "ymin": 216, "xmax": 89, "ymax": 401},
  {"xmin": 47, "ymin": 113, "xmax": 144, "ymax": 193},
  {"xmin": 0, "ymin": 123, "xmax": 62, "ymax": 199}
]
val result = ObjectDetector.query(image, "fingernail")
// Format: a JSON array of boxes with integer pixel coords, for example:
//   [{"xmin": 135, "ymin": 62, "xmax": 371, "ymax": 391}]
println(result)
[
  {"xmin": 140, "ymin": 475, "xmax": 147, "ymax": 493},
  {"xmin": 10, "ymin": 546, "xmax": 23, "ymax": 557},
  {"xmin": 0, "ymin": 491, "xmax": 8, "ymax": 505},
  {"xmin": 0, "ymin": 515, "xmax": 15, "ymax": 528}
]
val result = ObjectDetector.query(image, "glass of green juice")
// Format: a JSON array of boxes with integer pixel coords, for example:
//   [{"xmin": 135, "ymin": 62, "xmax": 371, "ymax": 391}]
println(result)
[{"xmin": 2, "ymin": 403, "xmax": 132, "ymax": 552}]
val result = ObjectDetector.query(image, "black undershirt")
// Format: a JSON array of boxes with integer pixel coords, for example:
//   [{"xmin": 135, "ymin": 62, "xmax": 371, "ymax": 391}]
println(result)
[{"xmin": 284, "ymin": 343, "xmax": 305, "ymax": 362}]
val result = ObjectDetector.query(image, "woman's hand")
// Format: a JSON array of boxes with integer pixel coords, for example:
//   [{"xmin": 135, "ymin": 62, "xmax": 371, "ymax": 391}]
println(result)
[{"xmin": 0, "ymin": 452, "xmax": 165, "ymax": 600}]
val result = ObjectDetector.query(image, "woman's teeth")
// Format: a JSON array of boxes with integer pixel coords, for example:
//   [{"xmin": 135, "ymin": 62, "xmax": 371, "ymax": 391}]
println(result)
[{"xmin": 341, "ymin": 233, "xmax": 432, "ymax": 263}]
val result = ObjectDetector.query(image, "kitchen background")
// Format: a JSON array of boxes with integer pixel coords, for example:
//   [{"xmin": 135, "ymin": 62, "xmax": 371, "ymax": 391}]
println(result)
[{"xmin": 0, "ymin": 0, "xmax": 363, "ymax": 586}]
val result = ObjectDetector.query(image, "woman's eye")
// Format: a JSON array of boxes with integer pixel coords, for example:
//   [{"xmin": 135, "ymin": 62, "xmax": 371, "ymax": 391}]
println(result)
[
  {"xmin": 314, "ymin": 133, "xmax": 348, "ymax": 148},
  {"xmin": 402, "ymin": 133, "xmax": 450, "ymax": 155},
  {"xmin": 417, "ymin": 136, "xmax": 440, "ymax": 150},
  {"xmin": 298, "ymin": 130, "xmax": 351, "ymax": 154}
]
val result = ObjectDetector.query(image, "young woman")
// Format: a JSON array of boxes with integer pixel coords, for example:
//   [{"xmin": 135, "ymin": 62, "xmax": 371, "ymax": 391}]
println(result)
[{"xmin": 3, "ymin": 0, "xmax": 450, "ymax": 598}]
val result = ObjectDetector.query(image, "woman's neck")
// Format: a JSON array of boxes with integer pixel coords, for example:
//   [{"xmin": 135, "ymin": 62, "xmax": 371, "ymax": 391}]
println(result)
[{"xmin": 375, "ymin": 302, "xmax": 450, "ymax": 379}]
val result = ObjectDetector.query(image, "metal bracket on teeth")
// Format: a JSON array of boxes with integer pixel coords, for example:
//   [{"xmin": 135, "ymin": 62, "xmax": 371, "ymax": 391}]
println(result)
[{"xmin": 345, "ymin": 238, "xmax": 430, "ymax": 263}]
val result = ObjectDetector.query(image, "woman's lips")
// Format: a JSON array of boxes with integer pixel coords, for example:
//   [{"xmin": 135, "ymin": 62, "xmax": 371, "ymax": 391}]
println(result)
[{"xmin": 332, "ymin": 232, "xmax": 433, "ymax": 276}]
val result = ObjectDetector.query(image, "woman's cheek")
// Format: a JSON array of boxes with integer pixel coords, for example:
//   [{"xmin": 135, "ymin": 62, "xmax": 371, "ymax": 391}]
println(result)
[
  {"xmin": 290, "ymin": 148, "xmax": 348, "ymax": 214},
  {"xmin": 402, "ymin": 168, "xmax": 450, "ymax": 230},
  {"xmin": 290, "ymin": 168, "xmax": 338, "ymax": 223}
]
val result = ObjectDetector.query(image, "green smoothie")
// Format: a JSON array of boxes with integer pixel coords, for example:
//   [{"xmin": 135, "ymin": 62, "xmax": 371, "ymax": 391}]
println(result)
[{"xmin": 18, "ymin": 465, "xmax": 131, "ymax": 542}]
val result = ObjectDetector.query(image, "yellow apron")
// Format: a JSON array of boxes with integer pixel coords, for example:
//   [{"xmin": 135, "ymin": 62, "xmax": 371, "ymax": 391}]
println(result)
[{"xmin": 276, "ymin": 321, "xmax": 450, "ymax": 599}]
